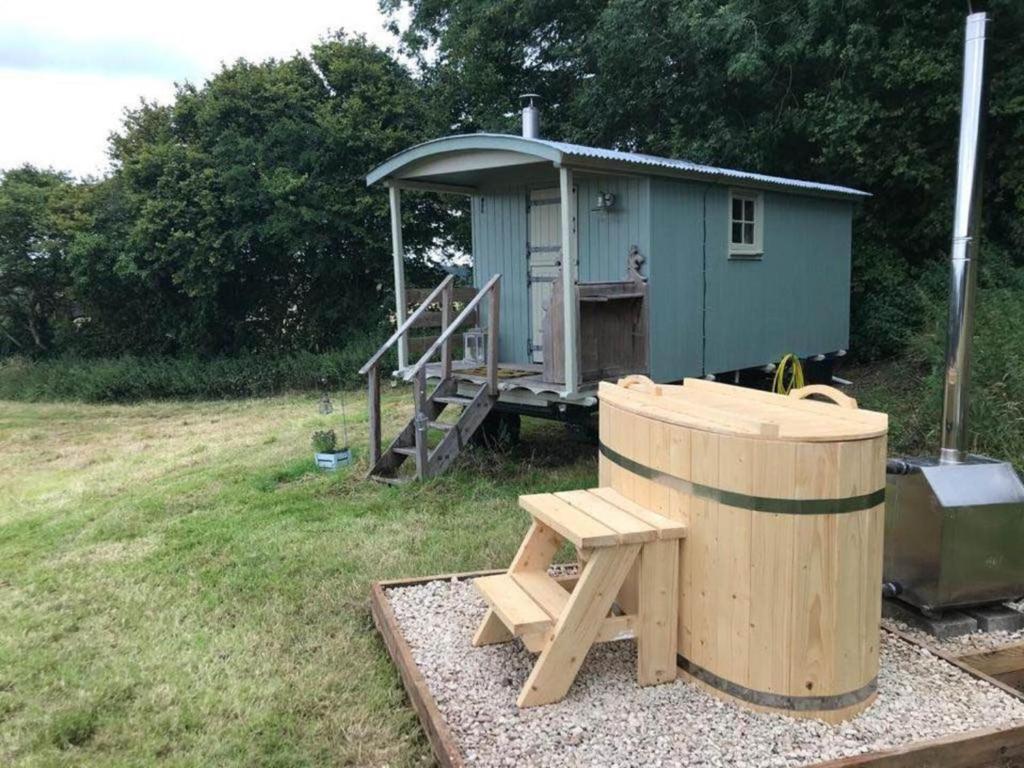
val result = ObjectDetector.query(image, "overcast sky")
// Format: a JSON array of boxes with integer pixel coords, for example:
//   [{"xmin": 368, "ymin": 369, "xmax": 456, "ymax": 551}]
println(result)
[{"xmin": 0, "ymin": 1, "xmax": 401, "ymax": 178}]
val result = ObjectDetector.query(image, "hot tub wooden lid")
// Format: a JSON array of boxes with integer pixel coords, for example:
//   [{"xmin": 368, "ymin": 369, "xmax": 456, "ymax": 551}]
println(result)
[{"xmin": 599, "ymin": 377, "xmax": 887, "ymax": 442}]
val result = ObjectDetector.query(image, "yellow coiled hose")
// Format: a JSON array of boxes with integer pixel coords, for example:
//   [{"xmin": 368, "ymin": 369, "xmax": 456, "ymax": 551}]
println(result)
[{"xmin": 772, "ymin": 353, "xmax": 805, "ymax": 395}]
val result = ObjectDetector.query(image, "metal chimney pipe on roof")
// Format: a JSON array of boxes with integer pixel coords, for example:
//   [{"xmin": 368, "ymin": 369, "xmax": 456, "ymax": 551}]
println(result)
[
  {"xmin": 520, "ymin": 93, "xmax": 541, "ymax": 139},
  {"xmin": 940, "ymin": 12, "xmax": 989, "ymax": 465}
]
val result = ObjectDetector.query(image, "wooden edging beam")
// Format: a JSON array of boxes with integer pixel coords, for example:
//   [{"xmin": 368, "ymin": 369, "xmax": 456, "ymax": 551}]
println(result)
[
  {"xmin": 886, "ymin": 625, "xmax": 1024, "ymax": 703},
  {"xmin": 956, "ymin": 642, "xmax": 1024, "ymax": 690},
  {"xmin": 371, "ymin": 585, "xmax": 461, "ymax": 767},
  {"xmin": 811, "ymin": 723, "xmax": 1024, "ymax": 768},
  {"xmin": 370, "ymin": 571, "xmax": 1024, "ymax": 768}
]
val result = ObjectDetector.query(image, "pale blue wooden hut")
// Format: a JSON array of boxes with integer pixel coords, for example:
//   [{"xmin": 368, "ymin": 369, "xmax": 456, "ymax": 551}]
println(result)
[{"xmin": 359, "ymin": 105, "xmax": 867, "ymax": 481}]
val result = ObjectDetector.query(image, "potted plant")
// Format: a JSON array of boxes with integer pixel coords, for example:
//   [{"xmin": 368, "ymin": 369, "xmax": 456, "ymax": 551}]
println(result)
[{"xmin": 312, "ymin": 429, "xmax": 351, "ymax": 471}]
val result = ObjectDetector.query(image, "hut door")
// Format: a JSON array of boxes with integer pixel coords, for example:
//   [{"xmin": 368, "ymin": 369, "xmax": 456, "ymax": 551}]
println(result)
[{"xmin": 527, "ymin": 188, "xmax": 563, "ymax": 364}]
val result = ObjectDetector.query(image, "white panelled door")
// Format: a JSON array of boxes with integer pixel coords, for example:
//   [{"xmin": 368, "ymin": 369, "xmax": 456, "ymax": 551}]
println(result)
[{"xmin": 527, "ymin": 188, "xmax": 562, "ymax": 364}]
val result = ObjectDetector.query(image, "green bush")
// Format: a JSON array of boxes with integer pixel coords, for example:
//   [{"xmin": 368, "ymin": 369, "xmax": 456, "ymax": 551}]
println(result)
[
  {"xmin": 855, "ymin": 246, "xmax": 1024, "ymax": 469},
  {"xmin": 0, "ymin": 335, "xmax": 391, "ymax": 402},
  {"xmin": 848, "ymin": 242, "xmax": 930, "ymax": 362}
]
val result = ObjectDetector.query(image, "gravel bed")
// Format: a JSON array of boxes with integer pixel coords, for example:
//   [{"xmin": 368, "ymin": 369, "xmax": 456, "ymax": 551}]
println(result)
[
  {"xmin": 881, "ymin": 616, "xmax": 1024, "ymax": 656},
  {"xmin": 386, "ymin": 578, "xmax": 1024, "ymax": 768}
]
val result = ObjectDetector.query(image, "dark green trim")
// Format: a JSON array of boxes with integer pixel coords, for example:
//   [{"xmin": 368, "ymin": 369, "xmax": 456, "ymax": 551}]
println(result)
[
  {"xmin": 599, "ymin": 442, "xmax": 884, "ymax": 515},
  {"xmin": 677, "ymin": 654, "xmax": 877, "ymax": 711}
]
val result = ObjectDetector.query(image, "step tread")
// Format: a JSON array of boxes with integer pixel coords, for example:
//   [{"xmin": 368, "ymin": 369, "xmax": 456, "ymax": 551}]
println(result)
[
  {"xmin": 517, "ymin": 494, "xmax": 622, "ymax": 549},
  {"xmin": 588, "ymin": 488, "xmax": 689, "ymax": 539},
  {"xmin": 393, "ymin": 446, "xmax": 418, "ymax": 456},
  {"xmin": 369, "ymin": 474, "xmax": 409, "ymax": 486},
  {"xmin": 554, "ymin": 489, "xmax": 659, "ymax": 544},
  {"xmin": 519, "ymin": 489, "xmax": 687, "ymax": 548},
  {"xmin": 473, "ymin": 574, "xmax": 552, "ymax": 635},
  {"xmin": 432, "ymin": 395, "xmax": 475, "ymax": 405},
  {"xmin": 428, "ymin": 420, "xmax": 455, "ymax": 431},
  {"xmin": 510, "ymin": 571, "xmax": 570, "ymax": 619}
]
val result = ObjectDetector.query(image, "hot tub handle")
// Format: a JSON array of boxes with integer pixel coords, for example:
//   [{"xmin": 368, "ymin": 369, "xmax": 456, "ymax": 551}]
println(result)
[
  {"xmin": 618, "ymin": 374, "xmax": 661, "ymax": 395},
  {"xmin": 789, "ymin": 384, "xmax": 859, "ymax": 410}
]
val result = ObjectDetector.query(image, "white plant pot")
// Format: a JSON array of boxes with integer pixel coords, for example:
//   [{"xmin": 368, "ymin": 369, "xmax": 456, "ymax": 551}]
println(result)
[{"xmin": 314, "ymin": 448, "xmax": 352, "ymax": 471}]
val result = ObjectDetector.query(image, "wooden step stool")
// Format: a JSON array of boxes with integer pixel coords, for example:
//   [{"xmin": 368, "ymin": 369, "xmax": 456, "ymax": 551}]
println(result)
[{"xmin": 472, "ymin": 487, "xmax": 688, "ymax": 707}]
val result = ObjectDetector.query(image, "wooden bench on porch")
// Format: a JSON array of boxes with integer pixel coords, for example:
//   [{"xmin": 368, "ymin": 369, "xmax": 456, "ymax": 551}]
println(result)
[{"xmin": 472, "ymin": 487, "xmax": 687, "ymax": 707}]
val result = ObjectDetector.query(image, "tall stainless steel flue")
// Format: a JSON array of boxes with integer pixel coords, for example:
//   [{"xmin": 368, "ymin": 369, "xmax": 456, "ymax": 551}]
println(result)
[
  {"xmin": 883, "ymin": 12, "xmax": 1024, "ymax": 613},
  {"xmin": 940, "ymin": 12, "xmax": 989, "ymax": 464}
]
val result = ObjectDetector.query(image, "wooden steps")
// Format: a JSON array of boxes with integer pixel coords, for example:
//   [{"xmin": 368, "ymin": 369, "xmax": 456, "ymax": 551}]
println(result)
[
  {"xmin": 472, "ymin": 487, "xmax": 686, "ymax": 708},
  {"xmin": 360, "ymin": 272, "xmax": 502, "ymax": 483},
  {"xmin": 368, "ymin": 378, "xmax": 497, "ymax": 483}
]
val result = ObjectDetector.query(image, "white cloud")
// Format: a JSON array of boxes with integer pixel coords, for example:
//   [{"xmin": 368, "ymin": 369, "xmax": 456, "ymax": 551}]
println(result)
[
  {"xmin": 0, "ymin": 0, "xmax": 401, "ymax": 178},
  {"xmin": 0, "ymin": 69, "xmax": 176, "ymax": 178}
]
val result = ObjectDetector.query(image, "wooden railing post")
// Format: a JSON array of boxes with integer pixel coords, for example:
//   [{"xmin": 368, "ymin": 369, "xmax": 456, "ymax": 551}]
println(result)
[
  {"xmin": 412, "ymin": 367, "xmax": 429, "ymax": 479},
  {"xmin": 368, "ymin": 363, "xmax": 381, "ymax": 465},
  {"xmin": 441, "ymin": 281, "xmax": 453, "ymax": 380},
  {"xmin": 487, "ymin": 281, "xmax": 500, "ymax": 396},
  {"xmin": 402, "ymin": 274, "xmax": 500, "ymax": 384},
  {"xmin": 358, "ymin": 274, "xmax": 454, "ymax": 379}
]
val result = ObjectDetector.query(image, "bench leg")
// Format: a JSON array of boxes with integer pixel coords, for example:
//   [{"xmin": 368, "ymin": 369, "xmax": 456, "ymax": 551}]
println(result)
[
  {"xmin": 517, "ymin": 544, "xmax": 641, "ymax": 708},
  {"xmin": 472, "ymin": 609, "xmax": 513, "ymax": 646},
  {"xmin": 637, "ymin": 539, "xmax": 679, "ymax": 685},
  {"xmin": 472, "ymin": 521, "xmax": 563, "ymax": 646},
  {"xmin": 616, "ymin": 561, "xmax": 639, "ymax": 614},
  {"xmin": 510, "ymin": 520, "xmax": 563, "ymax": 573},
  {"xmin": 520, "ymin": 631, "xmax": 546, "ymax": 653}
]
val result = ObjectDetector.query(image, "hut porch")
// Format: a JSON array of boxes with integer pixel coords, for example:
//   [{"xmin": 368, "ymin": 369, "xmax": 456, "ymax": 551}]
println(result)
[{"xmin": 359, "ymin": 135, "xmax": 655, "ymax": 483}]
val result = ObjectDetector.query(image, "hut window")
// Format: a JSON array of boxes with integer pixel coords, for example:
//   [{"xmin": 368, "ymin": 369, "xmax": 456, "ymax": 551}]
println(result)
[{"xmin": 729, "ymin": 190, "xmax": 763, "ymax": 257}]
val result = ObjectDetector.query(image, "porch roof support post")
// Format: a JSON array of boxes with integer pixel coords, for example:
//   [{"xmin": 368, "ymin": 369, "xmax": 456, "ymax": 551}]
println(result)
[
  {"xmin": 559, "ymin": 166, "xmax": 579, "ymax": 394},
  {"xmin": 388, "ymin": 183, "xmax": 408, "ymax": 370}
]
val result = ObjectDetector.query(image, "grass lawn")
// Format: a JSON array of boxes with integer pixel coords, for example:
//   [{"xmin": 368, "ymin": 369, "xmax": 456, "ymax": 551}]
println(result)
[{"xmin": 0, "ymin": 389, "xmax": 596, "ymax": 767}]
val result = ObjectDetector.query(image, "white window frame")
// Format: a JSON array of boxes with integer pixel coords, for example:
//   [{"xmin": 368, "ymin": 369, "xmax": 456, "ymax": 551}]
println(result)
[{"xmin": 728, "ymin": 189, "xmax": 763, "ymax": 258}]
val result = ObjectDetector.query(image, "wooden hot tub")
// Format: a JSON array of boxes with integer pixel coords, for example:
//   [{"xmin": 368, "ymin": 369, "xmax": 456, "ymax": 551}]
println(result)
[{"xmin": 598, "ymin": 377, "xmax": 888, "ymax": 723}]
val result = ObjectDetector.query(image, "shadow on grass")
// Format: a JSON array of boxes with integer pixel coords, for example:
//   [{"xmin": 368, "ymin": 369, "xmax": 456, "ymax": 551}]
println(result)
[{"xmin": 452, "ymin": 418, "xmax": 596, "ymax": 483}]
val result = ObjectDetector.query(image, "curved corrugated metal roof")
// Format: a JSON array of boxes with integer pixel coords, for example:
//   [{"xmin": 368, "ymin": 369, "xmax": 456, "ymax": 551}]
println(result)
[{"xmin": 366, "ymin": 133, "xmax": 869, "ymax": 199}]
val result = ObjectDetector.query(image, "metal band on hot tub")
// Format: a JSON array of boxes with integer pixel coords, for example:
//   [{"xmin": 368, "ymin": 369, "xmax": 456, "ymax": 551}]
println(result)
[
  {"xmin": 599, "ymin": 442, "xmax": 885, "ymax": 515},
  {"xmin": 677, "ymin": 654, "xmax": 878, "ymax": 711}
]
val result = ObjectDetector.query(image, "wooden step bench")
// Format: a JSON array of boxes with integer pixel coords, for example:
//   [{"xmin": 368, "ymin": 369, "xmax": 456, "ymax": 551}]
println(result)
[{"xmin": 472, "ymin": 487, "xmax": 687, "ymax": 708}]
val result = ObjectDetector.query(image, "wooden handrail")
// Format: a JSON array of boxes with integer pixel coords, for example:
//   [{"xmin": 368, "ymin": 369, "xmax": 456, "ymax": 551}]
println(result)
[
  {"xmin": 403, "ymin": 274, "xmax": 501, "ymax": 383},
  {"xmin": 359, "ymin": 274, "xmax": 455, "ymax": 376},
  {"xmin": 365, "ymin": 272, "xmax": 501, "ymax": 478}
]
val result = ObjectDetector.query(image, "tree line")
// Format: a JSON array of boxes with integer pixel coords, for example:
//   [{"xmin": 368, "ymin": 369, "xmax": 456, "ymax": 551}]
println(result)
[{"xmin": 2, "ymin": 0, "xmax": 1023, "ymax": 363}]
